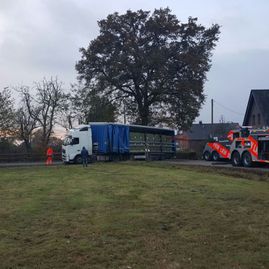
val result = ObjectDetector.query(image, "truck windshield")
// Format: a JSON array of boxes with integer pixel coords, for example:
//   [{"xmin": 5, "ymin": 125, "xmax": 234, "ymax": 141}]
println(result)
[{"xmin": 63, "ymin": 136, "xmax": 72, "ymax": 146}]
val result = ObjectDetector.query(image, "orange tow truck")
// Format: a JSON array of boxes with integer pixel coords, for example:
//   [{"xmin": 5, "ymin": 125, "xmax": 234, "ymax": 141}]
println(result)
[
  {"xmin": 202, "ymin": 129, "xmax": 239, "ymax": 161},
  {"xmin": 203, "ymin": 127, "xmax": 269, "ymax": 167}
]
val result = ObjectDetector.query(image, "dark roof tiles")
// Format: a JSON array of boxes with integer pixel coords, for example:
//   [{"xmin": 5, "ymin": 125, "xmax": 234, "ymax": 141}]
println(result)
[{"xmin": 180, "ymin": 122, "xmax": 240, "ymax": 140}]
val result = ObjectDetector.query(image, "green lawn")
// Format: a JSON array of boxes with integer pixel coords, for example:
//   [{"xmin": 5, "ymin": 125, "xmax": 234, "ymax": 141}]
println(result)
[{"xmin": 0, "ymin": 163, "xmax": 269, "ymax": 269}]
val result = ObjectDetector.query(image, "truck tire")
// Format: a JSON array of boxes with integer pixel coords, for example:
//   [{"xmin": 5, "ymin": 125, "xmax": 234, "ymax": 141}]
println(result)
[
  {"xmin": 75, "ymin": 155, "xmax": 83, "ymax": 164},
  {"xmin": 212, "ymin": 151, "xmax": 220, "ymax": 161},
  {"xmin": 231, "ymin": 151, "xmax": 241, "ymax": 167},
  {"xmin": 242, "ymin": 151, "xmax": 252, "ymax": 167},
  {"xmin": 203, "ymin": 151, "xmax": 211, "ymax": 161}
]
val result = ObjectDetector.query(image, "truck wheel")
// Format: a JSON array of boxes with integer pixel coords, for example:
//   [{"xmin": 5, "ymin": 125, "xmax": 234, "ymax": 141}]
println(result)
[
  {"xmin": 212, "ymin": 151, "xmax": 220, "ymax": 161},
  {"xmin": 75, "ymin": 155, "xmax": 83, "ymax": 164},
  {"xmin": 203, "ymin": 151, "xmax": 211, "ymax": 161},
  {"xmin": 231, "ymin": 151, "xmax": 241, "ymax": 167},
  {"xmin": 242, "ymin": 151, "xmax": 252, "ymax": 167}
]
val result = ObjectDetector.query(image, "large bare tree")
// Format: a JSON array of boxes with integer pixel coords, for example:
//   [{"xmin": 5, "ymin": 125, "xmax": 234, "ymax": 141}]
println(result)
[
  {"xmin": 19, "ymin": 78, "xmax": 67, "ymax": 150},
  {"xmin": 57, "ymin": 88, "xmax": 77, "ymax": 131},
  {"xmin": 15, "ymin": 86, "xmax": 39, "ymax": 154}
]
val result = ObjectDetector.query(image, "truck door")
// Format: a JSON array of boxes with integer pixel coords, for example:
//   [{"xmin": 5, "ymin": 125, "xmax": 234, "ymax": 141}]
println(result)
[
  {"xmin": 71, "ymin": 137, "xmax": 81, "ymax": 157},
  {"xmin": 258, "ymin": 140, "xmax": 269, "ymax": 160}
]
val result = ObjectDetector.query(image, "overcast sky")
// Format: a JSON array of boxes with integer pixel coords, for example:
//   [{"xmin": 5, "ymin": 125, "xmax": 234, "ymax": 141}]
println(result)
[{"xmin": 1, "ymin": 0, "xmax": 269, "ymax": 125}]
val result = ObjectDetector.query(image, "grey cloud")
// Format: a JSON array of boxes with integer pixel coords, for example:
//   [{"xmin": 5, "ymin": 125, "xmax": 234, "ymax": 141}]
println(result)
[
  {"xmin": 198, "ymin": 49, "xmax": 269, "ymax": 124},
  {"xmin": 1, "ymin": 0, "xmax": 269, "ymax": 125}
]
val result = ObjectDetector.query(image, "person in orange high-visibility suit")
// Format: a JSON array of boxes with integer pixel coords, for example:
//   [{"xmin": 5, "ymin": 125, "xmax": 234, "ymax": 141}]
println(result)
[{"xmin": 46, "ymin": 147, "xmax": 53, "ymax": 165}]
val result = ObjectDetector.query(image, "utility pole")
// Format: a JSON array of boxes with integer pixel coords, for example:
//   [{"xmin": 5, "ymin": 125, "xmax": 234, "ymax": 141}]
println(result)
[{"xmin": 211, "ymin": 99, "xmax": 214, "ymax": 124}]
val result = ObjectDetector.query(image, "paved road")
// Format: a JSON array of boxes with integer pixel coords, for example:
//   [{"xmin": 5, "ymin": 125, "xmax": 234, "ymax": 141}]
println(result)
[
  {"xmin": 0, "ymin": 159, "xmax": 222, "ymax": 168},
  {"xmin": 168, "ymin": 159, "xmax": 231, "ymax": 167},
  {"xmin": 166, "ymin": 159, "xmax": 269, "ymax": 173},
  {"xmin": 1, "ymin": 159, "xmax": 269, "ymax": 174}
]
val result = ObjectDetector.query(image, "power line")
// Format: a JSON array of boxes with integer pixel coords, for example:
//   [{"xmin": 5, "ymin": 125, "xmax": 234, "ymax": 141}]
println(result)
[{"xmin": 213, "ymin": 99, "xmax": 244, "ymax": 116}]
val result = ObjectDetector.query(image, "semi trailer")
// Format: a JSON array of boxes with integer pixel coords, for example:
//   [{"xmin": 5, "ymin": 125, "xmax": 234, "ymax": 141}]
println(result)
[{"xmin": 62, "ymin": 123, "xmax": 175, "ymax": 164}]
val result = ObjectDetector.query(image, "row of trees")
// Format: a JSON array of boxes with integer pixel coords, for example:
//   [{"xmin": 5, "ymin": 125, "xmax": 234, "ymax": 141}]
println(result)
[
  {"xmin": 0, "ymin": 78, "xmax": 117, "ymax": 154},
  {"xmin": 0, "ymin": 8, "xmax": 220, "ymax": 154}
]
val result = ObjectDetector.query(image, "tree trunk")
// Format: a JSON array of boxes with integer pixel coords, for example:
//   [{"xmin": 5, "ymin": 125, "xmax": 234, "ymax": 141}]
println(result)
[
  {"xmin": 139, "ymin": 106, "xmax": 150, "ymax": 126},
  {"xmin": 141, "ymin": 115, "xmax": 149, "ymax": 125},
  {"xmin": 24, "ymin": 140, "xmax": 32, "ymax": 156}
]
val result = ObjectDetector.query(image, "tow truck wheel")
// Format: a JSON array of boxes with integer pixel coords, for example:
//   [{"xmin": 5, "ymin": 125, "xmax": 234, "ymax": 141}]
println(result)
[
  {"xmin": 231, "ymin": 151, "xmax": 241, "ymax": 167},
  {"xmin": 203, "ymin": 151, "xmax": 211, "ymax": 161},
  {"xmin": 242, "ymin": 151, "xmax": 252, "ymax": 167},
  {"xmin": 75, "ymin": 155, "xmax": 83, "ymax": 164},
  {"xmin": 212, "ymin": 151, "xmax": 220, "ymax": 161}
]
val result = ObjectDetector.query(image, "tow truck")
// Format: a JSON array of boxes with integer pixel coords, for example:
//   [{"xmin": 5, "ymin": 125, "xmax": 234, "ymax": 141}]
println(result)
[
  {"xmin": 203, "ymin": 127, "xmax": 269, "ymax": 167},
  {"xmin": 229, "ymin": 127, "xmax": 269, "ymax": 167},
  {"xmin": 202, "ymin": 129, "xmax": 239, "ymax": 161}
]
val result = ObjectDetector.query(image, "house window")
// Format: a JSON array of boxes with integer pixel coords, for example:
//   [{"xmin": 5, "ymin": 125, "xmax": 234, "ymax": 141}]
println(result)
[
  {"xmin": 252, "ymin": 114, "xmax": 256, "ymax": 125},
  {"xmin": 258, "ymin": 114, "xmax": 261, "ymax": 125}
]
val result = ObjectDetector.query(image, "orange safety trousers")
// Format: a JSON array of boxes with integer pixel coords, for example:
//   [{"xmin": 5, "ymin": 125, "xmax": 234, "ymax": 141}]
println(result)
[
  {"xmin": 46, "ymin": 156, "xmax": 53, "ymax": 165},
  {"xmin": 46, "ymin": 148, "xmax": 53, "ymax": 165}
]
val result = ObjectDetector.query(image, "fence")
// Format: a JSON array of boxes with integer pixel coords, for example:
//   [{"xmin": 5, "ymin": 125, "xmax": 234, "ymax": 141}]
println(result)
[{"xmin": 0, "ymin": 152, "xmax": 62, "ymax": 163}]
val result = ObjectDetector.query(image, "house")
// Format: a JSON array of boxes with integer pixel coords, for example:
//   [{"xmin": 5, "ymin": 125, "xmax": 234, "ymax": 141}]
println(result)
[
  {"xmin": 243, "ymin": 89, "xmax": 269, "ymax": 128},
  {"xmin": 176, "ymin": 122, "xmax": 240, "ymax": 155}
]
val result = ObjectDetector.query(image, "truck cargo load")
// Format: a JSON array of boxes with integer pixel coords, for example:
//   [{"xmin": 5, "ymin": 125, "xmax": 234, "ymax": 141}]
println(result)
[{"xmin": 91, "ymin": 124, "xmax": 129, "ymax": 154}]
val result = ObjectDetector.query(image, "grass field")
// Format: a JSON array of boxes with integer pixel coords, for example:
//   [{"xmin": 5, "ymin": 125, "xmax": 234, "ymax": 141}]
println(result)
[{"xmin": 0, "ymin": 163, "xmax": 269, "ymax": 269}]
